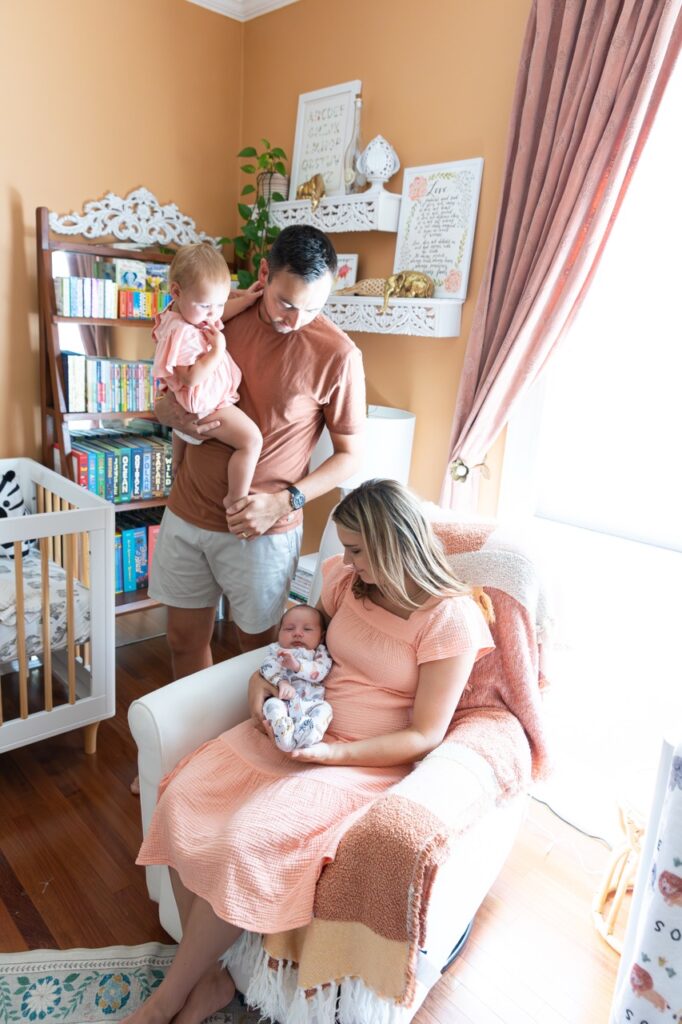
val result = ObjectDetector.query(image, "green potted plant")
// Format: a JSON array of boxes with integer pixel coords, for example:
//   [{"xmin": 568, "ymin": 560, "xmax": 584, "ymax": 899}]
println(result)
[{"xmin": 220, "ymin": 139, "xmax": 288, "ymax": 288}]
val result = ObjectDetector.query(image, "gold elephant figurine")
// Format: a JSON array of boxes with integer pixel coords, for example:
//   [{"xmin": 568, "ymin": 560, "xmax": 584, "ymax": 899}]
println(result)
[
  {"xmin": 296, "ymin": 173, "xmax": 326, "ymax": 212},
  {"xmin": 379, "ymin": 271, "xmax": 435, "ymax": 314}
]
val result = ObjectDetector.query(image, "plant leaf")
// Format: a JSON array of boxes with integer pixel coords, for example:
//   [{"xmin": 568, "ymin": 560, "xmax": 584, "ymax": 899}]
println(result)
[
  {"xmin": 216, "ymin": 235, "xmax": 231, "ymax": 245},
  {"xmin": 237, "ymin": 147, "xmax": 257, "ymax": 157},
  {"xmin": 238, "ymin": 203, "xmax": 254, "ymax": 221},
  {"xmin": 241, "ymin": 184, "xmax": 256, "ymax": 196},
  {"xmin": 238, "ymin": 269, "xmax": 255, "ymax": 289},
  {"xmin": 234, "ymin": 238, "xmax": 249, "ymax": 257},
  {"xmin": 275, "ymin": 162, "xmax": 287, "ymax": 176},
  {"xmin": 261, "ymin": 138, "xmax": 271, "ymax": 151},
  {"xmin": 240, "ymin": 164, "xmax": 256, "ymax": 174},
  {"xmin": 270, "ymin": 147, "xmax": 287, "ymax": 159},
  {"xmin": 271, "ymin": 192, "xmax": 285, "ymax": 202}
]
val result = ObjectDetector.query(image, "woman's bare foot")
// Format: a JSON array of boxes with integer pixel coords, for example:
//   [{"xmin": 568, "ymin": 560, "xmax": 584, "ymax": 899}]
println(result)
[
  {"xmin": 122, "ymin": 990, "xmax": 175, "ymax": 1024},
  {"xmin": 130, "ymin": 775, "xmax": 140, "ymax": 796},
  {"xmin": 172, "ymin": 964, "xmax": 235, "ymax": 1024}
]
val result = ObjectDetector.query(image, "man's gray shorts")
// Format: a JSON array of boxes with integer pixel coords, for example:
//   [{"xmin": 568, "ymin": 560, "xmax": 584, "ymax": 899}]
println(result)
[{"xmin": 148, "ymin": 507, "xmax": 302, "ymax": 635}]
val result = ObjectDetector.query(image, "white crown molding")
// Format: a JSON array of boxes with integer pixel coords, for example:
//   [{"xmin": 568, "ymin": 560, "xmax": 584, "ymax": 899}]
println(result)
[{"xmin": 187, "ymin": 0, "xmax": 301, "ymax": 21}]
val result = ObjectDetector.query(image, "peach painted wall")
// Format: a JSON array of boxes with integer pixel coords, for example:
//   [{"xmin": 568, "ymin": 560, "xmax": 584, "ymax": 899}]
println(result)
[
  {"xmin": 0, "ymin": 0, "xmax": 530, "ymax": 543},
  {"xmin": 242, "ymin": 0, "xmax": 530, "ymax": 539},
  {"xmin": 0, "ymin": 0, "xmax": 242, "ymax": 461}
]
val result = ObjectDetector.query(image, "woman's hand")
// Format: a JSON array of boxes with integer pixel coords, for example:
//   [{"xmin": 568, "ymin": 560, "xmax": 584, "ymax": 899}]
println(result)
[
  {"xmin": 248, "ymin": 671, "xmax": 277, "ymax": 734},
  {"xmin": 289, "ymin": 743, "xmax": 338, "ymax": 764}
]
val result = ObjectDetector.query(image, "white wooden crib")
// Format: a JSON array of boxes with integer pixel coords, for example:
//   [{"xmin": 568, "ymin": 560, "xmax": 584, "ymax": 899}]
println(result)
[{"xmin": 0, "ymin": 458, "xmax": 114, "ymax": 754}]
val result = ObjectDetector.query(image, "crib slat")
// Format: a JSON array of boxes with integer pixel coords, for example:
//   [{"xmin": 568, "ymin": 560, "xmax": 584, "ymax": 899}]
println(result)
[
  {"xmin": 49, "ymin": 490, "xmax": 59, "ymax": 564},
  {"xmin": 37, "ymin": 484, "xmax": 45, "ymax": 514},
  {"xmin": 13, "ymin": 543, "xmax": 29, "ymax": 719},
  {"xmin": 40, "ymin": 537, "xmax": 53, "ymax": 711},
  {"xmin": 80, "ymin": 532, "xmax": 91, "ymax": 670},
  {"xmin": 65, "ymin": 532, "xmax": 77, "ymax": 703}
]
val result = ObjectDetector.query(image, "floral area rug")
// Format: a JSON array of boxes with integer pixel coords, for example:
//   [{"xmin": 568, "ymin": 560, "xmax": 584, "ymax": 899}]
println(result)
[{"xmin": 0, "ymin": 943, "xmax": 261, "ymax": 1024}]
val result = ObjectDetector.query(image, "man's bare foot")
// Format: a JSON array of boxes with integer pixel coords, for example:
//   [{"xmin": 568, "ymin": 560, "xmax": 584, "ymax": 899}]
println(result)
[
  {"xmin": 130, "ymin": 775, "xmax": 140, "ymax": 796},
  {"xmin": 172, "ymin": 964, "xmax": 235, "ymax": 1024}
]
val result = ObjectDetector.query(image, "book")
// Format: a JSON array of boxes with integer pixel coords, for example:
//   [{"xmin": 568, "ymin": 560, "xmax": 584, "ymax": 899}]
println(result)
[
  {"xmin": 147, "ymin": 522, "xmax": 161, "ymax": 575},
  {"xmin": 114, "ymin": 532, "xmax": 123, "ymax": 594},
  {"xmin": 114, "ymin": 259, "xmax": 146, "ymax": 290},
  {"xmin": 146, "ymin": 262, "xmax": 170, "ymax": 291}
]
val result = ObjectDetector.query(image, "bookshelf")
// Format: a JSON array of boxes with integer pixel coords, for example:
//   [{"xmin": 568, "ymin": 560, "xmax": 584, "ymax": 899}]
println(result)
[{"xmin": 36, "ymin": 188, "xmax": 222, "ymax": 616}]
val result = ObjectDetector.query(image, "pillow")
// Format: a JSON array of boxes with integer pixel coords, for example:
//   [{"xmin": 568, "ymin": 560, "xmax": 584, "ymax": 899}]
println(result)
[{"xmin": 0, "ymin": 470, "xmax": 32, "ymax": 559}]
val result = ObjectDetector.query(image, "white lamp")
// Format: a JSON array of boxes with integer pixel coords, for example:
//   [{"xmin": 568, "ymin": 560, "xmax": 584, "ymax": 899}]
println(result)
[
  {"xmin": 309, "ymin": 404, "xmax": 416, "ymax": 494},
  {"xmin": 305, "ymin": 405, "xmax": 416, "ymax": 605}
]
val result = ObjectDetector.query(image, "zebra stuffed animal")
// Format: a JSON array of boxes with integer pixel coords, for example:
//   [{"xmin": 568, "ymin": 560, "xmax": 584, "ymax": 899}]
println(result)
[{"xmin": 0, "ymin": 469, "xmax": 31, "ymax": 558}]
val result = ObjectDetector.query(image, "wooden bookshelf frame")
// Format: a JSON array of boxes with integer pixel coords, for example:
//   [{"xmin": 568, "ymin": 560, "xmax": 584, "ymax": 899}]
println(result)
[{"xmin": 36, "ymin": 205, "xmax": 174, "ymax": 615}]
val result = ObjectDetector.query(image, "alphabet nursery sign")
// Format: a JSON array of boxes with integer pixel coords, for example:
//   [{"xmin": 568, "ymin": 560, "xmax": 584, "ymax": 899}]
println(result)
[
  {"xmin": 289, "ymin": 80, "xmax": 362, "ymax": 199},
  {"xmin": 394, "ymin": 159, "xmax": 483, "ymax": 301}
]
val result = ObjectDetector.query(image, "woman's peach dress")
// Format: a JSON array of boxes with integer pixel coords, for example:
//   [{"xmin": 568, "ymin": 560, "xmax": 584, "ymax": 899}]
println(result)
[{"xmin": 136, "ymin": 556, "xmax": 493, "ymax": 933}]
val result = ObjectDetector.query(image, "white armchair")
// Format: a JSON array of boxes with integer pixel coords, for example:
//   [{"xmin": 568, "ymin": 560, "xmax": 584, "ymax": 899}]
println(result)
[
  {"xmin": 129, "ymin": 518, "xmax": 549, "ymax": 1022},
  {"xmin": 130, "ymin": 651, "xmax": 526, "ymax": 1017}
]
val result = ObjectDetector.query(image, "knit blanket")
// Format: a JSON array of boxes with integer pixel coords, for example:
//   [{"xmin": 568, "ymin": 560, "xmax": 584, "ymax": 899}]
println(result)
[{"xmin": 223, "ymin": 518, "xmax": 551, "ymax": 1023}]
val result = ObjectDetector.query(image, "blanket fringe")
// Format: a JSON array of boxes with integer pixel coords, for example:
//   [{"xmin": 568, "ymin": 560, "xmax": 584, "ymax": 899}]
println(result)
[
  {"xmin": 222, "ymin": 932, "xmax": 411, "ymax": 1024},
  {"xmin": 338, "ymin": 978, "xmax": 408, "ymax": 1024},
  {"xmin": 224, "ymin": 933, "xmax": 338, "ymax": 1024}
]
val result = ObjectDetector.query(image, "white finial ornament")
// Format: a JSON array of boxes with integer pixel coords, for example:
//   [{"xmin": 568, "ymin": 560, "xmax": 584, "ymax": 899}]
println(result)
[{"xmin": 356, "ymin": 136, "xmax": 400, "ymax": 191}]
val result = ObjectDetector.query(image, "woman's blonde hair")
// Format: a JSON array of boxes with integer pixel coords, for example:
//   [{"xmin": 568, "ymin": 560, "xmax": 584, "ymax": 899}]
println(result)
[
  {"xmin": 169, "ymin": 243, "xmax": 230, "ymax": 290},
  {"xmin": 332, "ymin": 479, "xmax": 471, "ymax": 611}
]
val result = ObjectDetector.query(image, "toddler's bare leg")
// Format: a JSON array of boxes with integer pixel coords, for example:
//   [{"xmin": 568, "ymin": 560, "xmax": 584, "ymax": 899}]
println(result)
[{"xmin": 207, "ymin": 406, "xmax": 263, "ymax": 509}]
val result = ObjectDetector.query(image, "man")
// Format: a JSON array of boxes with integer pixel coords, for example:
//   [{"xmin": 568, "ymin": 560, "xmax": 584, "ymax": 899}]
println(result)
[{"xmin": 151, "ymin": 225, "xmax": 365, "ymax": 678}]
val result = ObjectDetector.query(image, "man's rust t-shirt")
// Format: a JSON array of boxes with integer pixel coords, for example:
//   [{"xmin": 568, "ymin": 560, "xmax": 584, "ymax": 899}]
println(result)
[{"xmin": 168, "ymin": 303, "xmax": 366, "ymax": 533}]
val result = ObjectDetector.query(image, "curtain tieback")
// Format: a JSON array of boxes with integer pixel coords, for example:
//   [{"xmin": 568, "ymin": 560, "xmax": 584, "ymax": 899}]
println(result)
[{"xmin": 450, "ymin": 458, "xmax": 490, "ymax": 483}]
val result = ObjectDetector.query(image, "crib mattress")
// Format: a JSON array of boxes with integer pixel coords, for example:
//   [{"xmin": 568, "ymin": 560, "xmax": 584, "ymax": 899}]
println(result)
[{"xmin": 0, "ymin": 553, "xmax": 90, "ymax": 664}]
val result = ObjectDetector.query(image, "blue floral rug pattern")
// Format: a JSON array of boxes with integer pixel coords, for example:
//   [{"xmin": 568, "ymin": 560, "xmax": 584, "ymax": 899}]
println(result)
[{"xmin": 0, "ymin": 944, "xmax": 260, "ymax": 1024}]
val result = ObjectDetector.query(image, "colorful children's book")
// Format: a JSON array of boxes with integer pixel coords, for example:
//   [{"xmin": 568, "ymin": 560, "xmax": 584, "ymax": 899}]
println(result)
[{"xmin": 114, "ymin": 259, "xmax": 146, "ymax": 290}]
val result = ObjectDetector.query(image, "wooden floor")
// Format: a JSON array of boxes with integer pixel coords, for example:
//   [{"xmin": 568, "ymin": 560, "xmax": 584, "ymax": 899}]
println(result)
[{"xmin": 0, "ymin": 617, "xmax": 621, "ymax": 1022}]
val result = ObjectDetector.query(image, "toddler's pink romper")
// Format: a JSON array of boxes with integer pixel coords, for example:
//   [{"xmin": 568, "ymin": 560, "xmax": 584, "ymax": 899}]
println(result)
[{"xmin": 152, "ymin": 307, "xmax": 241, "ymax": 417}]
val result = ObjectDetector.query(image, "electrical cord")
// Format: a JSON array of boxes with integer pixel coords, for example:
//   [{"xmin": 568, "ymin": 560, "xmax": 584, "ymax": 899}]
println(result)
[{"xmin": 531, "ymin": 794, "xmax": 613, "ymax": 849}]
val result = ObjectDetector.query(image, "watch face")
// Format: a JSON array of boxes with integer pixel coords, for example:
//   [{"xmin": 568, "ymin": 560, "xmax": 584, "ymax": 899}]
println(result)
[{"xmin": 288, "ymin": 486, "xmax": 305, "ymax": 510}]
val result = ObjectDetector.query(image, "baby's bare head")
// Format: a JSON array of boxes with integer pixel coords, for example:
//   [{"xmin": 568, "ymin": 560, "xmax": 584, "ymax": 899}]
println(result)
[{"xmin": 278, "ymin": 604, "xmax": 325, "ymax": 650}]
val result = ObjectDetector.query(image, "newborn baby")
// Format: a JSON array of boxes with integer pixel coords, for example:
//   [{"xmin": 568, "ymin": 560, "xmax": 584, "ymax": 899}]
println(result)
[{"xmin": 260, "ymin": 604, "xmax": 333, "ymax": 752}]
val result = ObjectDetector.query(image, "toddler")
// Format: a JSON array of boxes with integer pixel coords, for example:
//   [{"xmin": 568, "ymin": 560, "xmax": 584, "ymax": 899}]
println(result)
[
  {"xmin": 261, "ymin": 605, "xmax": 333, "ymax": 753},
  {"xmin": 152, "ymin": 243, "xmax": 262, "ymax": 508}
]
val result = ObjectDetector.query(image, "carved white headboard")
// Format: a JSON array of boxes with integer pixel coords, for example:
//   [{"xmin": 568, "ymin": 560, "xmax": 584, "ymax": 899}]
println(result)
[{"xmin": 48, "ymin": 187, "xmax": 222, "ymax": 248}]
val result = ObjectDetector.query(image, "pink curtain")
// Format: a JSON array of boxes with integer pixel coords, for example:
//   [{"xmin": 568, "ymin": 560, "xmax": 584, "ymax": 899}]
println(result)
[{"xmin": 441, "ymin": 0, "xmax": 682, "ymax": 509}]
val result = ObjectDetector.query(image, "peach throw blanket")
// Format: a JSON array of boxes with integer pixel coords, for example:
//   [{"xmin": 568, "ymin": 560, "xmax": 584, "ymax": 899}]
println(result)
[{"xmin": 224, "ymin": 520, "xmax": 551, "ymax": 1024}]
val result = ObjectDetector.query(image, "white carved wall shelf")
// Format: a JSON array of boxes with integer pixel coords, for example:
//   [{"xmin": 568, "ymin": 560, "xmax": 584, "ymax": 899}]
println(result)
[
  {"xmin": 323, "ymin": 295, "xmax": 461, "ymax": 338},
  {"xmin": 269, "ymin": 189, "xmax": 401, "ymax": 233}
]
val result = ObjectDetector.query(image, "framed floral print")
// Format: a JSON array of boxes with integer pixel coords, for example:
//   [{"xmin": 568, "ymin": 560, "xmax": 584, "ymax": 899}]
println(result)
[{"xmin": 393, "ymin": 159, "xmax": 484, "ymax": 300}]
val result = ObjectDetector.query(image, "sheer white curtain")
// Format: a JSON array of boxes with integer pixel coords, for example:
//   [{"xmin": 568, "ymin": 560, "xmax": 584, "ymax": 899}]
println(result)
[{"xmin": 499, "ymin": 62, "xmax": 682, "ymax": 840}]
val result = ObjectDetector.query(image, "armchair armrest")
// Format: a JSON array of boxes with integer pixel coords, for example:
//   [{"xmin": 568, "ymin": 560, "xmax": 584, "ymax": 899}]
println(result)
[{"xmin": 128, "ymin": 648, "xmax": 265, "ymax": 841}]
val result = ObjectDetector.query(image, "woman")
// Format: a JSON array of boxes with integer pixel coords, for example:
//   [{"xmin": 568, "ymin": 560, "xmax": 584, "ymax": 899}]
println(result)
[{"xmin": 131, "ymin": 480, "xmax": 494, "ymax": 1024}]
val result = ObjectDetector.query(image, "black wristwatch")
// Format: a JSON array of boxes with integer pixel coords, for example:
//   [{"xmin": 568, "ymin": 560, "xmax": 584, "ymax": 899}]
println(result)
[{"xmin": 286, "ymin": 485, "xmax": 306, "ymax": 510}]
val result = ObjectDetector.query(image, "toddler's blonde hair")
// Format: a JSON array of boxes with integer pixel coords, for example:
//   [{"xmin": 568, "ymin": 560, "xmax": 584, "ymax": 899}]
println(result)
[{"xmin": 169, "ymin": 243, "xmax": 230, "ymax": 290}]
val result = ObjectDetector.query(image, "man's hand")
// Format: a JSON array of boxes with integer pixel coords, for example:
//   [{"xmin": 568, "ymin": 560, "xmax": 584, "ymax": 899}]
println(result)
[
  {"xmin": 278, "ymin": 650, "xmax": 300, "ymax": 673},
  {"xmin": 155, "ymin": 392, "xmax": 222, "ymax": 440},
  {"xmin": 248, "ymin": 670, "xmax": 277, "ymax": 734},
  {"xmin": 225, "ymin": 491, "xmax": 291, "ymax": 538}
]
